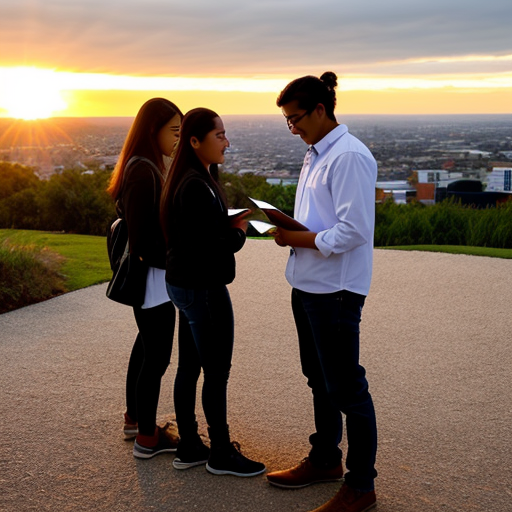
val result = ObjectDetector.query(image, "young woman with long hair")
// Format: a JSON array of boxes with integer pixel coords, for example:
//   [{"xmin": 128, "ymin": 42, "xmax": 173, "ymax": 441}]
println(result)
[
  {"xmin": 160, "ymin": 108, "xmax": 265, "ymax": 477},
  {"xmin": 107, "ymin": 97, "xmax": 195, "ymax": 459}
]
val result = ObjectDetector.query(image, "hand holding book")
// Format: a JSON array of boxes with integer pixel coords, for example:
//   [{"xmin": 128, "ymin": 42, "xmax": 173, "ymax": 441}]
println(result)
[
  {"xmin": 247, "ymin": 198, "xmax": 308, "ymax": 231},
  {"xmin": 246, "ymin": 198, "xmax": 318, "ymax": 249},
  {"xmin": 228, "ymin": 208, "xmax": 252, "ymax": 232}
]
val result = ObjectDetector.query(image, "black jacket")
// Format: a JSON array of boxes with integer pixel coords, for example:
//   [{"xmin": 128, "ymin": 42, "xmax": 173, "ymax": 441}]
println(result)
[
  {"xmin": 120, "ymin": 157, "xmax": 166, "ymax": 269},
  {"xmin": 164, "ymin": 166, "xmax": 245, "ymax": 288}
]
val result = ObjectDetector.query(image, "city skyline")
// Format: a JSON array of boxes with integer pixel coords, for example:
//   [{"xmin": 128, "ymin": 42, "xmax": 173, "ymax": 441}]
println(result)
[{"xmin": 0, "ymin": 0, "xmax": 511, "ymax": 119}]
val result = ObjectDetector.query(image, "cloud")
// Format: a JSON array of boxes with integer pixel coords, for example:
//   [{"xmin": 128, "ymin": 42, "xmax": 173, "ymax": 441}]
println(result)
[{"xmin": 0, "ymin": 0, "xmax": 511, "ymax": 77}]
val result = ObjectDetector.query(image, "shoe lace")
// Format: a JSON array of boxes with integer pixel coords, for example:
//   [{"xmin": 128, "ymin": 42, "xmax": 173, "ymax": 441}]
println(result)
[{"xmin": 290, "ymin": 457, "xmax": 310, "ymax": 473}]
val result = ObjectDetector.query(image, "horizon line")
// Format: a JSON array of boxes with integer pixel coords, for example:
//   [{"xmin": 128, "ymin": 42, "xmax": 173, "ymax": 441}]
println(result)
[{"xmin": 1, "ymin": 112, "xmax": 512, "ymax": 121}]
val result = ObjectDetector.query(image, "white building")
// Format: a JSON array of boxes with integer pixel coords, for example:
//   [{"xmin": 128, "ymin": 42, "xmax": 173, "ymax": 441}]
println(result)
[
  {"xmin": 486, "ymin": 168, "xmax": 512, "ymax": 193},
  {"xmin": 416, "ymin": 169, "xmax": 487, "ymax": 188}
]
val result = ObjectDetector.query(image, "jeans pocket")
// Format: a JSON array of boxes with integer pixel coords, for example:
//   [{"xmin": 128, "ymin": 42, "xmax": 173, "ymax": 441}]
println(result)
[{"xmin": 166, "ymin": 284, "xmax": 195, "ymax": 310}]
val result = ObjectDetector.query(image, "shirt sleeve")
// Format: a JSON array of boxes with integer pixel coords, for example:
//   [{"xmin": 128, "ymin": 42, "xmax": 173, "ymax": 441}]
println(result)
[{"xmin": 314, "ymin": 151, "xmax": 376, "ymax": 258}]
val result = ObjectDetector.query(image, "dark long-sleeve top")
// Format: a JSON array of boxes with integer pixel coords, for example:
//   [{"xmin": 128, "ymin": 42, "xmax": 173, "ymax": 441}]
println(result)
[
  {"xmin": 120, "ymin": 157, "xmax": 166, "ymax": 269},
  {"xmin": 164, "ymin": 166, "xmax": 246, "ymax": 288}
]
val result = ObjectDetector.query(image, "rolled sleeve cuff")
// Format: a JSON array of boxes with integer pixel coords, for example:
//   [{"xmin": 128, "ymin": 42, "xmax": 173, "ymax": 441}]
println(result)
[{"xmin": 315, "ymin": 230, "xmax": 333, "ymax": 258}]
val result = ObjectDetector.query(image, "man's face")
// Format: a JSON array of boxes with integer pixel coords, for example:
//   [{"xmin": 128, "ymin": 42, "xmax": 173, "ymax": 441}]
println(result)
[{"xmin": 281, "ymin": 100, "xmax": 322, "ymax": 145}]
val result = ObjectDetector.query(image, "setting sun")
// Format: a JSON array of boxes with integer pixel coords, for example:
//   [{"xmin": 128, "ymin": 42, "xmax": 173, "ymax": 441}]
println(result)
[{"xmin": 0, "ymin": 67, "xmax": 67, "ymax": 120}]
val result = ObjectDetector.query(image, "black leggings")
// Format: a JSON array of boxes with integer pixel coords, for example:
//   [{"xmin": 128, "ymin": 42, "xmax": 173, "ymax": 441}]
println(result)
[{"xmin": 126, "ymin": 302, "xmax": 190, "ymax": 435}]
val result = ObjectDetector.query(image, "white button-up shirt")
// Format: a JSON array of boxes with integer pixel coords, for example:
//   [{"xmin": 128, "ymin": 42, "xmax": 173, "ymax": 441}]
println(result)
[{"xmin": 286, "ymin": 124, "xmax": 377, "ymax": 296}]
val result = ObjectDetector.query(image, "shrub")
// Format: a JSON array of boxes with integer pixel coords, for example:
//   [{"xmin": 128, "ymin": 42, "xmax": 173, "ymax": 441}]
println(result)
[
  {"xmin": 375, "ymin": 198, "xmax": 512, "ymax": 249},
  {"xmin": 0, "ymin": 241, "xmax": 67, "ymax": 313}
]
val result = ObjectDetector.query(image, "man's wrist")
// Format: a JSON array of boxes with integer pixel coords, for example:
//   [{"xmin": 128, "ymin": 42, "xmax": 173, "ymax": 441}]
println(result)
[{"xmin": 290, "ymin": 230, "xmax": 318, "ymax": 250}]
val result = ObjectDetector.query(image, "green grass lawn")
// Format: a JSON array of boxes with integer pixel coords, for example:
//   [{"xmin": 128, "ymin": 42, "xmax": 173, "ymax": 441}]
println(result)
[
  {"xmin": 379, "ymin": 245, "xmax": 512, "ymax": 259},
  {"xmin": 0, "ymin": 229, "xmax": 112, "ymax": 291}
]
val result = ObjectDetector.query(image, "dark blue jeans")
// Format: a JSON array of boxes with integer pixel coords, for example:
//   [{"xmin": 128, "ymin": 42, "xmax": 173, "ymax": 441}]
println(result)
[
  {"xmin": 166, "ymin": 284, "xmax": 234, "ymax": 440},
  {"xmin": 292, "ymin": 288, "xmax": 377, "ymax": 492}
]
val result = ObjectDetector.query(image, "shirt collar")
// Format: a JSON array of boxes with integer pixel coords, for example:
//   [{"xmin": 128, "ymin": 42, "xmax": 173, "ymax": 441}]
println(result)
[{"xmin": 311, "ymin": 124, "xmax": 348, "ymax": 156}]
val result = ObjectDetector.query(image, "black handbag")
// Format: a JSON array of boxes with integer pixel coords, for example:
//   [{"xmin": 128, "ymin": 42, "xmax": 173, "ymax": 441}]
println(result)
[
  {"xmin": 105, "ymin": 156, "xmax": 159, "ymax": 307},
  {"xmin": 106, "ymin": 239, "xmax": 147, "ymax": 306}
]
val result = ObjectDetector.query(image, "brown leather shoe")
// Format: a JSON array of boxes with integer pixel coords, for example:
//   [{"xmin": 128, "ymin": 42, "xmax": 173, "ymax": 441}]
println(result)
[
  {"xmin": 266, "ymin": 457, "xmax": 343, "ymax": 489},
  {"xmin": 309, "ymin": 484, "xmax": 376, "ymax": 512}
]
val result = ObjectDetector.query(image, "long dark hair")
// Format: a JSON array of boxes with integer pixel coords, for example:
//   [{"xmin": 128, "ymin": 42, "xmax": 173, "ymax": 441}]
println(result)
[
  {"xmin": 276, "ymin": 72, "xmax": 338, "ymax": 121},
  {"xmin": 160, "ymin": 108, "xmax": 227, "ymax": 236},
  {"xmin": 107, "ymin": 97, "xmax": 183, "ymax": 200}
]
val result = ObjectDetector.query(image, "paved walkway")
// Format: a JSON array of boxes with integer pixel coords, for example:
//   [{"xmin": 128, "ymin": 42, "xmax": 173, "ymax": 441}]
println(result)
[{"xmin": 1, "ymin": 241, "xmax": 511, "ymax": 512}]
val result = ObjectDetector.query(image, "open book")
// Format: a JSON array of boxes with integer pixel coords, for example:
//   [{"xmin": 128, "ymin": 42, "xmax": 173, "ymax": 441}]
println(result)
[
  {"xmin": 248, "ymin": 198, "xmax": 308, "ymax": 231},
  {"xmin": 228, "ymin": 208, "xmax": 251, "ymax": 218},
  {"xmin": 248, "ymin": 220, "xmax": 277, "ymax": 235}
]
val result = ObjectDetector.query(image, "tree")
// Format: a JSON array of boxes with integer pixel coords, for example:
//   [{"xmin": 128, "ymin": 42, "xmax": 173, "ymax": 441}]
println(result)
[
  {"xmin": 39, "ymin": 169, "xmax": 115, "ymax": 235},
  {"xmin": 0, "ymin": 162, "xmax": 43, "ymax": 229},
  {"xmin": 0, "ymin": 162, "xmax": 40, "ymax": 200}
]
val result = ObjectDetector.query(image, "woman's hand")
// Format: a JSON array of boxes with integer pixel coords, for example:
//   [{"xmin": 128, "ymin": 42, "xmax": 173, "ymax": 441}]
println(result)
[{"xmin": 229, "ymin": 210, "xmax": 252, "ymax": 233}]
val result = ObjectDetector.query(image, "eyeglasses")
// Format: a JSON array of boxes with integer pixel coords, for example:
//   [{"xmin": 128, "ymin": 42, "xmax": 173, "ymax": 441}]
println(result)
[{"xmin": 285, "ymin": 110, "xmax": 312, "ymax": 130}]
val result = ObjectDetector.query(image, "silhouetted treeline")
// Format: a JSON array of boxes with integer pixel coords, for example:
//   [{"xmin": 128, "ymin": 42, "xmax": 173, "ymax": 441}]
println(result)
[
  {"xmin": 1, "ymin": 162, "xmax": 511, "ymax": 247},
  {"xmin": 0, "ymin": 162, "xmax": 115, "ymax": 235},
  {"xmin": 0, "ymin": 162, "xmax": 295, "ymax": 236}
]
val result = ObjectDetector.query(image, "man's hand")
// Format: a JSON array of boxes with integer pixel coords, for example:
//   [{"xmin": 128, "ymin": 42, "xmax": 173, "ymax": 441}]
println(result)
[
  {"xmin": 273, "ymin": 228, "xmax": 318, "ymax": 250},
  {"xmin": 273, "ymin": 227, "xmax": 288, "ymax": 247}
]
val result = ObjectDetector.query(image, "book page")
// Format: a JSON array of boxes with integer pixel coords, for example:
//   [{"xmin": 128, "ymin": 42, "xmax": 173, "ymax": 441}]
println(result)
[
  {"xmin": 249, "ymin": 220, "xmax": 277, "ymax": 235},
  {"xmin": 248, "ymin": 197, "xmax": 308, "ymax": 231},
  {"xmin": 228, "ymin": 208, "xmax": 250, "ymax": 217}
]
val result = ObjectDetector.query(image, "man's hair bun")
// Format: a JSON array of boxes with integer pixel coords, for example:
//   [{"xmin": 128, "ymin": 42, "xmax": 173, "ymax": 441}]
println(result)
[
  {"xmin": 276, "ymin": 71, "xmax": 338, "ymax": 121},
  {"xmin": 320, "ymin": 72, "xmax": 338, "ymax": 91}
]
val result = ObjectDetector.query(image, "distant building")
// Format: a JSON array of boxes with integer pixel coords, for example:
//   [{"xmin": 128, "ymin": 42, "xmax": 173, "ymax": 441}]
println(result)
[
  {"xmin": 412, "ymin": 169, "xmax": 491, "ymax": 204},
  {"xmin": 443, "ymin": 149, "xmax": 492, "ymax": 160},
  {"xmin": 266, "ymin": 177, "xmax": 299, "ymax": 186},
  {"xmin": 377, "ymin": 168, "xmax": 511, "ymax": 206},
  {"xmin": 487, "ymin": 168, "xmax": 512, "ymax": 193},
  {"xmin": 375, "ymin": 180, "xmax": 416, "ymax": 204}
]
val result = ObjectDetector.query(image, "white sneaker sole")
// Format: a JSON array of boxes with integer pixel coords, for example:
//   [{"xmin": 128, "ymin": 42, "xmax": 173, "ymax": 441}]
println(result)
[
  {"xmin": 173, "ymin": 458, "xmax": 209, "ymax": 469},
  {"xmin": 133, "ymin": 443, "xmax": 177, "ymax": 459},
  {"xmin": 206, "ymin": 463, "xmax": 266, "ymax": 477}
]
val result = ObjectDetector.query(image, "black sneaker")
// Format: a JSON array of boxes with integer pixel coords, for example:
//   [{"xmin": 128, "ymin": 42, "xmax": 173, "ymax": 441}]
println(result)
[
  {"xmin": 206, "ymin": 442, "xmax": 266, "ymax": 477},
  {"xmin": 133, "ymin": 426, "xmax": 178, "ymax": 459},
  {"xmin": 173, "ymin": 438, "xmax": 211, "ymax": 469}
]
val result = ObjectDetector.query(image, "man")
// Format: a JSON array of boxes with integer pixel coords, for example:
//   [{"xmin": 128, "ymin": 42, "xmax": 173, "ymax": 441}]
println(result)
[{"xmin": 267, "ymin": 72, "xmax": 378, "ymax": 512}]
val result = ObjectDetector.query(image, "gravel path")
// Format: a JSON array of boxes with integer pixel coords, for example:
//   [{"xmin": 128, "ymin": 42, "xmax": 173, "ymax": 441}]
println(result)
[{"xmin": 1, "ymin": 241, "xmax": 511, "ymax": 512}]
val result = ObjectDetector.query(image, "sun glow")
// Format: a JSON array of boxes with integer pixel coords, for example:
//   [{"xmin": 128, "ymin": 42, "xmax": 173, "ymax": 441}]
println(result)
[
  {"xmin": 0, "ymin": 62, "xmax": 511, "ymax": 117},
  {"xmin": 0, "ymin": 67, "xmax": 67, "ymax": 120}
]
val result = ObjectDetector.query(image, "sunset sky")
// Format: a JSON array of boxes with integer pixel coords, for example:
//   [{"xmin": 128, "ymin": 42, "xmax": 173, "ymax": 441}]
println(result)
[{"xmin": 0, "ymin": 0, "xmax": 511, "ymax": 119}]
